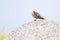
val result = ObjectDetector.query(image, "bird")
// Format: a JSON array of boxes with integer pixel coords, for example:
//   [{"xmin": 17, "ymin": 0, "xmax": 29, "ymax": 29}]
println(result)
[{"xmin": 32, "ymin": 11, "xmax": 44, "ymax": 21}]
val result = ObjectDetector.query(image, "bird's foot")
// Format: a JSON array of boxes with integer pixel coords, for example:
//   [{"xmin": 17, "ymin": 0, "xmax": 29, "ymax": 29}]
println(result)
[{"xmin": 34, "ymin": 19, "xmax": 37, "ymax": 21}]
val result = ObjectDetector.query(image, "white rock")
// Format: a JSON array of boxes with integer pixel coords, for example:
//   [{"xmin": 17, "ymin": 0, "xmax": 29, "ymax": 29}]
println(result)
[{"xmin": 4, "ymin": 19, "xmax": 60, "ymax": 40}]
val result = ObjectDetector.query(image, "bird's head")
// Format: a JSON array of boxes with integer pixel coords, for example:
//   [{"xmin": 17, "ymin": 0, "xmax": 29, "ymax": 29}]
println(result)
[{"xmin": 32, "ymin": 11, "xmax": 36, "ymax": 14}]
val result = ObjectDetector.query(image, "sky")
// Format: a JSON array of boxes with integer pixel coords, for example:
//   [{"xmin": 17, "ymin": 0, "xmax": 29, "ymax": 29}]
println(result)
[{"xmin": 0, "ymin": 0, "xmax": 60, "ymax": 32}]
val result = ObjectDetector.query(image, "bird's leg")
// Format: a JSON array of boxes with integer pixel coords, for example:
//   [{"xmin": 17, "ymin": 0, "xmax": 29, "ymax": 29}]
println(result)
[{"xmin": 34, "ymin": 19, "xmax": 37, "ymax": 21}]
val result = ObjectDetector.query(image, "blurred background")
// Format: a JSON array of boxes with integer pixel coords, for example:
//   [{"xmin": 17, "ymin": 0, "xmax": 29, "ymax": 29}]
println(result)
[{"xmin": 0, "ymin": 0, "xmax": 60, "ymax": 33}]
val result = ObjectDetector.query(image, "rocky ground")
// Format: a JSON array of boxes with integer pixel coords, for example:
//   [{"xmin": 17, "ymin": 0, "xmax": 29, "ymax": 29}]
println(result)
[{"xmin": 4, "ymin": 19, "xmax": 60, "ymax": 40}]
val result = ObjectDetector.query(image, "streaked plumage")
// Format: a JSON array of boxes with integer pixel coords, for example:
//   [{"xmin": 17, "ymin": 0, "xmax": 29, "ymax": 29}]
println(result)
[{"xmin": 32, "ymin": 11, "xmax": 44, "ymax": 19}]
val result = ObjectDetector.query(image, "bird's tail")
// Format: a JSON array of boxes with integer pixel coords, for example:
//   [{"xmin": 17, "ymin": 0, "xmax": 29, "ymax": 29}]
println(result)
[{"xmin": 39, "ymin": 17, "xmax": 45, "ymax": 19}]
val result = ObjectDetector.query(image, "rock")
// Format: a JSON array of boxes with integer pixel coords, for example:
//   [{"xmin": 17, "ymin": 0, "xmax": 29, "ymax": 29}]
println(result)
[{"xmin": 4, "ymin": 19, "xmax": 60, "ymax": 40}]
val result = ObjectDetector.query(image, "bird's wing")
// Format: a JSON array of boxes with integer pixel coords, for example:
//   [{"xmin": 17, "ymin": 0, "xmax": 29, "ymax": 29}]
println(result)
[{"xmin": 36, "ymin": 13, "xmax": 40, "ymax": 17}]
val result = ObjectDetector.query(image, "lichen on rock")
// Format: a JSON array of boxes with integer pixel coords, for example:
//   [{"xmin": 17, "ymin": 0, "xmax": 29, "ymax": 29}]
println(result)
[{"xmin": 4, "ymin": 19, "xmax": 60, "ymax": 40}]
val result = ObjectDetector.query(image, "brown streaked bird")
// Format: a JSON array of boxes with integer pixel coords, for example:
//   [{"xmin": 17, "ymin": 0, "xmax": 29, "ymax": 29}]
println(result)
[{"xmin": 32, "ymin": 11, "xmax": 44, "ymax": 20}]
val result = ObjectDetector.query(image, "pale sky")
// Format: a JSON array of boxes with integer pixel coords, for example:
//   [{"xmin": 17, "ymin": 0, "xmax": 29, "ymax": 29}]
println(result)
[{"xmin": 0, "ymin": 0, "xmax": 60, "ymax": 32}]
